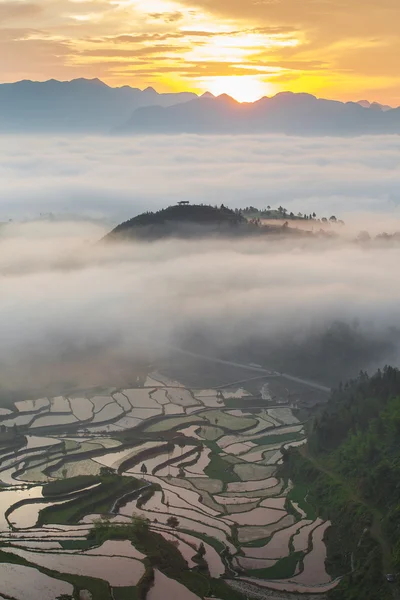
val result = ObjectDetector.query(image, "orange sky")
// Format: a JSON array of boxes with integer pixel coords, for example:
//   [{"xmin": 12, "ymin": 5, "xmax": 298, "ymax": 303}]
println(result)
[{"xmin": 1, "ymin": 0, "xmax": 400, "ymax": 104}]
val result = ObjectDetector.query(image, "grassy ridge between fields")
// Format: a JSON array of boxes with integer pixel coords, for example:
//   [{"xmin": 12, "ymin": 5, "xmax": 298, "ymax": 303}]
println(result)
[
  {"xmin": 38, "ymin": 475, "xmax": 141, "ymax": 525},
  {"xmin": 42, "ymin": 475, "xmax": 101, "ymax": 497}
]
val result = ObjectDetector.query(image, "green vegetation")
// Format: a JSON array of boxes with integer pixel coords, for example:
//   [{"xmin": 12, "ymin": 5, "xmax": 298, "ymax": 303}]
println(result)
[
  {"xmin": 240, "ymin": 205, "xmax": 341, "ymax": 223},
  {"xmin": 198, "ymin": 409, "xmax": 257, "ymax": 431},
  {"xmin": 38, "ymin": 475, "xmax": 141, "ymax": 525},
  {"xmin": 286, "ymin": 483, "xmax": 317, "ymax": 520},
  {"xmin": 204, "ymin": 453, "xmax": 240, "ymax": 484},
  {"xmin": 253, "ymin": 431, "xmax": 304, "ymax": 446},
  {"xmin": 106, "ymin": 203, "xmax": 245, "ymax": 242},
  {"xmin": 113, "ymin": 587, "xmax": 139, "ymax": 600},
  {"xmin": 88, "ymin": 517, "xmax": 243, "ymax": 599},
  {"xmin": 282, "ymin": 366, "xmax": 400, "ymax": 599},
  {"xmin": 209, "ymin": 577, "xmax": 247, "ymax": 600},
  {"xmin": 179, "ymin": 529, "xmax": 226, "ymax": 555},
  {"xmin": 42, "ymin": 475, "xmax": 100, "ymax": 497},
  {"xmin": 145, "ymin": 416, "xmax": 201, "ymax": 433},
  {"xmin": 223, "ymin": 397, "xmax": 267, "ymax": 409},
  {"xmin": 248, "ymin": 551, "xmax": 304, "ymax": 579},
  {"xmin": 59, "ymin": 539, "xmax": 94, "ymax": 551}
]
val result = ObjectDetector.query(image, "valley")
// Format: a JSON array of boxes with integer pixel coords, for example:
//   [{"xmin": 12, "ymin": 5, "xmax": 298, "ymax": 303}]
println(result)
[{"xmin": 0, "ymin": 363, "xmax": 334, "ymax": 600}]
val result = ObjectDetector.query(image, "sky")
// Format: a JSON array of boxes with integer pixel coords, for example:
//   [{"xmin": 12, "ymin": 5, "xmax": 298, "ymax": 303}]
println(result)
[{"xmin": 1, "ymin": 0, "xmax": 400, "ymax": 104}]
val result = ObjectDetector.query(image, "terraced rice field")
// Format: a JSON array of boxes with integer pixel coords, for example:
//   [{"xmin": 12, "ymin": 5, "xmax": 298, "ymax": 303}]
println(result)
[{"xmin": 0, "ymin": 371, "xmax": 337, "ymax": 599}]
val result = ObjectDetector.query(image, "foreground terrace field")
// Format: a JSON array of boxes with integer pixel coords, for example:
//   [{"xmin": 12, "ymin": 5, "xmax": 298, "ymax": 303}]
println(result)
[{"xmin": 0, "ymin": 371, "xmax": 335, "ymax": 600}]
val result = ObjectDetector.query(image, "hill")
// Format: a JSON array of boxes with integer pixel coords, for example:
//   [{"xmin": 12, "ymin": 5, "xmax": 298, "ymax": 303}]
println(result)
[
  {"xmin": 0, "ymin": 78, "xmax": 197, "ymax": 133},
  {"xmin": 120, "ymin": 92, "xmax": 400, "ymax": 136},
  {"xmin": 282, "ymin": 366, "xmax": 400, "ymax": 599},
  {"xmin": 106, "ymin": 203, "xmax": 247, "ymax": 241},
  {"xmin": 103, "ymin": 203, "xmax": 317, "ymax": 242}
]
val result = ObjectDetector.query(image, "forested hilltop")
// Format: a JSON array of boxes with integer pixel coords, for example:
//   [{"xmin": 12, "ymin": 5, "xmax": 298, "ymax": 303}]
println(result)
[
  {"xmin": 282, "ymin": 366, "xmax": 400, "ymax": 599},
  {"xmin": 105, "ymin": 202, "xmax": 400, "ymax": 245},
  {"xmin": 105, "ymin": 203, "xmax": 322, "ymax": 241},
  {"xmin": 105, "ymin": 201, "xmax": 343, "ymax": 240}
]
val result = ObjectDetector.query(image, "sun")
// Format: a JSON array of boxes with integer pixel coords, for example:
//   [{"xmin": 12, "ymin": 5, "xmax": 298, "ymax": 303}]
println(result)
[{"xmin": 202, "ymin": 76, "xmax": 276, "ymax": 103}]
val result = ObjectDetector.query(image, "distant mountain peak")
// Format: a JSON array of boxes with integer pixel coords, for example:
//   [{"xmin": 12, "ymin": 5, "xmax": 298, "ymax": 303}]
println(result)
[
  {"xmin": 143, "ymin": 86, "xmax": 157, "ymax": 94},
  {"xmin": 216, "ymin": 93, "xmax": 237, "ymax": 103},
  {"xmin": 201, "ymin": 91, "xmax": 215, "ymax": 99}
]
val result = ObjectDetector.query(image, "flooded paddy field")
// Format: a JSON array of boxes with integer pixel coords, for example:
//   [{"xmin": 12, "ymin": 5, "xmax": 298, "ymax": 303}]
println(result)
[{"xmin": 0, "ymin": 368, "xmax": 335, "ymax": 599}]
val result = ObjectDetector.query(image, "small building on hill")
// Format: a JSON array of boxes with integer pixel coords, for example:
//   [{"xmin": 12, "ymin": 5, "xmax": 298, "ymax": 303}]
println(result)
[{"xmin": 178, "ymin": 201, "xmax": 190, "ymax": 206}]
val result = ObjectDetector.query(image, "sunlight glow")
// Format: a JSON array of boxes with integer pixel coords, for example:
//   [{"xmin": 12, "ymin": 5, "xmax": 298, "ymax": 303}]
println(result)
[{"xmin": 203, "ymin": 76, "xmax": 276, "ymax": 103}]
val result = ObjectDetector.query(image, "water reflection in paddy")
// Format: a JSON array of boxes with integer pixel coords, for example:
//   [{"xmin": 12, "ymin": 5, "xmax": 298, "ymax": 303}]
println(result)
[
  {"xmin": 2, "ymin": 546, "xmax": 145, "ymax": 587},
  {"xmin": 0, "ymin": 486, "xmax": 42, "ymax": 530}
]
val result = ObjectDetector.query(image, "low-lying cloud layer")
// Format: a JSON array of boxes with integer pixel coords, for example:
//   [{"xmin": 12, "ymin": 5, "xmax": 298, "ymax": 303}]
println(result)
[
  {"xmin": 1, "ymin": 219, "xmax": 400, "ymax": 395},
  {"xmin": 1, "ymin": 134, "xmax": 400, "ymax": 226}
]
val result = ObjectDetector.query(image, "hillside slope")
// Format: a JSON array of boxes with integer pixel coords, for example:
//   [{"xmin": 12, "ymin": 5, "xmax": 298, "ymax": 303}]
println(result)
[
  {"xmin": 283, "ymin": 366, "xmax": 400, "ymax": 599},
  {"xmin": 105, "ymin": 204, "xmax": 250, "ymax": 241}
]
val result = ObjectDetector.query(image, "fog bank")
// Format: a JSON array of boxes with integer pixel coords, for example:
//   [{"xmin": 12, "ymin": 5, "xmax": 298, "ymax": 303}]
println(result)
[
  {"xmin": 0, "ymin": 221, "xmax": 399, "ymax": 395},
  {"xmin": 1, "ymin": 134, "xmax": 400, "ymax": 223}
]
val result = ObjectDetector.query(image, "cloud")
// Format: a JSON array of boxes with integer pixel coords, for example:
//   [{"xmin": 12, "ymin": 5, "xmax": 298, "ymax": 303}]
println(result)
[
  {"xmin": 0, "ymin": 133, "xmax": 399, "ymax": 396},
  {"xmin": 1, "ymin": 216, "xmax": 400, "ymax": 395},
  {"xmin": 1, "ymin": 134, "xmax": 400, "ymax": 224},
  {"xmin": 0, "ymin": 2, "xmax": 42, "ymax": 21},
  {"xmin": 148, "ymin": 11, "xmax": 184, "ymax": 23},
  {"xmin": 1, "ymin": 0, "xmax": 399, "ymax": 103}
]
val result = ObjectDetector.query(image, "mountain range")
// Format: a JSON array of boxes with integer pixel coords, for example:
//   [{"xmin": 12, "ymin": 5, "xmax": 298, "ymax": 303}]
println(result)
[
  {"xmin": 1, "ymin": 78, "xmax": 400, "ymax": 136},
  {"xmin": 0, "ymin": 78, "xmax": 197, "ymax": 133}
]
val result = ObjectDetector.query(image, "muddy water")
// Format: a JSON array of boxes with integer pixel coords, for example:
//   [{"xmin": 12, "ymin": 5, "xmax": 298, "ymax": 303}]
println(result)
[
  {"xmin": 91, "ymin": 402, "xmax": 123, "ymax": 423},
  {"xmin": 260, "ymin": 497, "xmax": 287, "ymax": 510},
  {"xmin": 15, "ymin": 398, "xmax": 49, "ymax": 412},
  {"xmin": 145, "ymin": 476, "xmax": 219, "ymax": 516},
  {"xmin": 84, "ymin": 540, "xmax": 145, "ymax": 560},
  {"xmin": 69, "ymin": 397, "xmax": 93, "ymax": 421},
  {"xmin": 140, "ymin": 490, "xmax": 231, "ymax": 534},
  {"xmin": 8, "ymin": 499, "xmax": 71, "ymax": 529},
  {"xmin": 123, "ymin": 389, "xmax": 160, "ymax": 408},
  {"xmin": 155, "ymin": 530, "xmax": 197, "ymax": 567},
  {"xmin": 25, "ymin": 436, "xmax": 60, "ymax": 450},
  {"xmin": 30, "ymin": 414, "xmax": 78, "ymax": 428},
  {"xmin": 292, "ymin": 518, "xmax": 323, "ymax": 552},
  {"xmin": 0, "ymin": 487, "xmax": 43, "ymax": 529},
  {"xmin": 292, "ymin": 521, "xmax": 331, "ymax": 585},
  {"xmin": 236, "ymin": 555, "xmax": 277, "ymax": 570},
  {"xmin": 0, "ymin": 562, "xmax": 73, "ymax": 600},
  {"xmin": 244, "ymin": 520, "xmax": 311, "ymax": 559},
  {"xmin": 164, "ymin": 404, "xmax": 185, "ymax": 415},
  {"xmin": 226, "ymin": 507, "xmax": 286, "ymax": 526},
  {"xmin": 157, "ymin": 529, "xmax": 225, "ymax": 578},
  {"xmin": 184, "ymin": 447, "xmax": 211, "ymax": 476},
  {"xmin": 92, "ymin": 442, "xmax": 164, "ymax": 470},
  {"xmin": 2, "ymin": 546, "xmax": 145, "ymax": 587},
  {"xmin": 238, "ymin": 515, "xmax": 296, "ymax": 544},
  {"xmin": 115, "ymin": 505, "xmax": 235, "ymax": 552},
  {"xmin": 226, "ymin": 478, "xmax": 279, "ymax": 493}
]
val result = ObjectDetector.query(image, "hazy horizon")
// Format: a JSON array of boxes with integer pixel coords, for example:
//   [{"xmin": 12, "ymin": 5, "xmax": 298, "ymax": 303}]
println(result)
[{"xmin": 0, "ymin": 77, "xmax": 397, "ymax": 108}]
